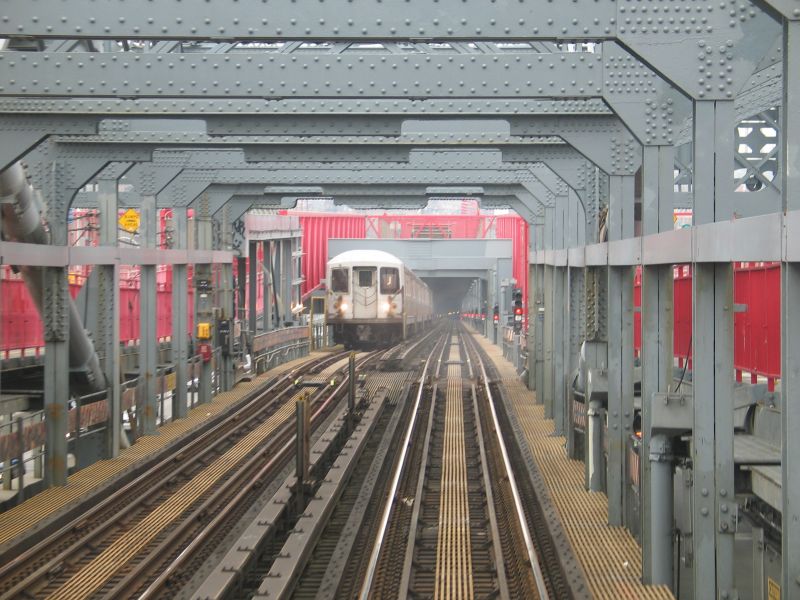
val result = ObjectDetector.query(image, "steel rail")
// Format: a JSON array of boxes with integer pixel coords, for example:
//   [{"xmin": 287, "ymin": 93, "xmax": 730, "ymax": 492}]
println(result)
[
  {"xmin": 396, "ymin": 342, "xmax": 445, "ymax": 595},
  {"xmin": 464, "ymin": 330, "xmax": 550, "ymax": 600},
  {"xmin": 128, "ymin": 350, "xmax": 382, "ymax": 600},
  {"xmin": 0, "ymin": 351, "xmax": 347, "ymax": 598},
  {"xmin": 357, "ymin": 333, "xmax": 446, "ymax": 600}
]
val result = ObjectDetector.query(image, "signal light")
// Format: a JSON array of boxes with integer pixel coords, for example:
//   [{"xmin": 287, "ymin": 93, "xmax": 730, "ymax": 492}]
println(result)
[{"xmin": 512, "ymin": 288, "xmax": 523, "ymax": 331}]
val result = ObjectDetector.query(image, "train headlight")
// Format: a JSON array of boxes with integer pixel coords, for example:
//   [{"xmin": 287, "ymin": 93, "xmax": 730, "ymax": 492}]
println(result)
[
  {"xmin": 382, "ymin": 302, "xmax": 392, "ymax": 312},
  {"xmin": 339, "ymin": 302, "xmax": 348, "ymax": 312}
]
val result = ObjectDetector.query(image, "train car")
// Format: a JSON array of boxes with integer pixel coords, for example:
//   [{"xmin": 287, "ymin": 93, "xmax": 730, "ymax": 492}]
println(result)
[{"xmin": 326, "ymin": 249, "xmax": 433, "ymax": 348}]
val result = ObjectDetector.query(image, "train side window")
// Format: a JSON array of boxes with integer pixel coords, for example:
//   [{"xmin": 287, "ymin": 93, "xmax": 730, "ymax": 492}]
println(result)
[
  {"xmin": 380, "ymin": 268, "xmax": 400, "ymax": 294},
  {"xmin": 331, "ymin": 268, "xmax": 349, "ymax": 292},
  {"xmin": 357, "ymin": 268, "xmax": 375, "ymax": 287}
]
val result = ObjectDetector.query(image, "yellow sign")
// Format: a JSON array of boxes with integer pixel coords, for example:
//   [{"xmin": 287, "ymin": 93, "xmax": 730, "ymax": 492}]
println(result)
[
  {"xmin": 197, "ymin": 322, "xmax": 211, "ymax": 340},
  {"xmin": 119, "ymin": 208, "xmax": 140, "ymax": 233},
  {"xmin": 164, "ymin": 372, "xmax": 176, "ymax": 391},
  {"xmin": 768, "ymin": 577, "xmax": 780, "ymax": 600}
]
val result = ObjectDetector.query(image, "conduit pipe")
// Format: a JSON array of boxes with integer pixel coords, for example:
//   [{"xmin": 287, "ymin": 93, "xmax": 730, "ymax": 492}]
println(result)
[{"xmin": 0, "ymin": 162, "xmax": 107, "ymax": 396}]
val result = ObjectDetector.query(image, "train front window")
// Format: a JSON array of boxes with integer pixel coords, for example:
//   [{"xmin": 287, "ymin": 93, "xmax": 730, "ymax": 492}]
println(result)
[
  {"xmin": 357, "ymin": 268, "xmax": 375, "ymax": 287},
  {"xmin": 331, "ymin": 268, "xmax": 349, "ymax": 293},
  {"xmin": 380, "ymin": 268, "xmax": 400, "ymax": 294}
]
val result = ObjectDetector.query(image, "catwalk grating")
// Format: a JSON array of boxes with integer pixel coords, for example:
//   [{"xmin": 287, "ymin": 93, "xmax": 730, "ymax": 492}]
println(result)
[
  {"xmin": 470, "ymin": 333, "xmax": 674, "ymax": 600},
  {"xmin": 0, "ymin": 352, "xmax": 320, "ymax": 549},
  {"xmin": 434, "ymin": 343, "xmax": 474, "ymax": 600}
]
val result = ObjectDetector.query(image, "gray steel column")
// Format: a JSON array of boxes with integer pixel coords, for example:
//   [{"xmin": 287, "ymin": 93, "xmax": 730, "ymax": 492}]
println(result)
[
  {"xmin": 195, "ymin": 199, "xmax": 214, "ymax": 406},
  {"xmin": 552, "ymin": 199, "xmax": 566, "ymax": 435},
  {"xmin": 543, "ymin": 264, "xmax": 554, "ymax": 420},
  {"xmin": 649, "ymin": 434, "xmax": 674, "ymax": 586},
  {"xmin": 584, "ymin": 265, "xmax": 609, "ymax": 491},
  {"xmin": 782, "ymin": 17, "xmax": 800, "ymax": 598},
  {"xmin": 641, "ymin": 144, "xmax": 676, "ymax": 583},
  {"xmin": 282, "ymin": 238, "xmax": 293, "ymax": 325},
  {"xmin": 43, "ymin": 266, "xmax": 70, "ymax": 486},
  {"xmin": 273, "ymin": 239, "xmax": 282, "ymax": 327},
  {"xmin": 692, "ymin": 99, "xmax": 736, "ymax": 600},
  {"xmin": 237, "ymin": 256, "xmax": 246, "ymax": 327},
  {"xmin": 217, "ymin": 208, "xmax": 235, "ymax": 391},
  {"xmin": 138, "ymin": 194, "xmax": 158, "ymax": 435},
  {"xmin": 527, "ymin": 261, "xmax": 536, "ymax": 390},
  {"xmin": 534, "ymin": 263, "xmax": 545, "ymax": 399},
  {"xmin": 262, "ymin": 240, "xmax": 272, "ymax": 332},
  {"xmin": 171, "ymin": 207, "xmax": 188, "ymax": 420},
  {"xmin": 293, "ymin": 236, "xmax": 303, "ymax": 315},
  {"xmin": 248, "ymin": 240, "xmax": 258, "ymax": 343},
  {"xmin": 566, "ymin": 266, "xmax": 585, "ymax": 458},
  {"xmin": 552, "ymin": 265, "xmax": 566, "ymax": 435},
  {"xmin": 97, "ymin": 179, "xmax": 121, "ymax": 455},
  {"xmin": 606, "ymin": 174, "xmax": 635, "ymax": 527}
]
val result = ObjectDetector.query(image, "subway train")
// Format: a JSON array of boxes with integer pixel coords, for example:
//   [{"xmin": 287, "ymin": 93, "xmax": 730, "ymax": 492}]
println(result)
[{"xmin": 325, "ymin": 249, "xmax": 433, "ymax": 348}]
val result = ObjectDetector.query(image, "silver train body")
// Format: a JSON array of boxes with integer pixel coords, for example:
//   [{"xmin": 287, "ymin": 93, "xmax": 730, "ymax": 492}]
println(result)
[{"xmin": 326, "ymin": 249, "xmax": 433, "ymax": 348}]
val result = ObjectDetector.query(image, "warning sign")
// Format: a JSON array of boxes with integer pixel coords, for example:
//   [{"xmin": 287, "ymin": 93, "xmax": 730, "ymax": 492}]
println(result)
[{"xmin": 119, "ymin": 208, "xmax": 140, "ymax": 233}]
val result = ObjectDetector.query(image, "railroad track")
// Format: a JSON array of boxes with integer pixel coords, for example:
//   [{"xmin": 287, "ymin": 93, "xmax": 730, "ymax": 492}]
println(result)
[
  {"xmin": 359, "ymin": 325, "xmax": 553, "ymax": 600},
  {"xmin": 0, "ymin": 350, "xmax": 372, "ymax": 600}
]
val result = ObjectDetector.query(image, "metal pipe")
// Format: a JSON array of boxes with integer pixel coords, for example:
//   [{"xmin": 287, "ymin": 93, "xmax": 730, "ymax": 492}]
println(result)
[
  {"xmin": 587, "ymin": 398, "xmax": 605, "ymax": 492},
  {"xmin": 0, "ymin": 163, "xmax": 107, "ymax": 396},
  {"xmin": 649, "ymin": 433, "xmax": 674, "ymax": 586}
]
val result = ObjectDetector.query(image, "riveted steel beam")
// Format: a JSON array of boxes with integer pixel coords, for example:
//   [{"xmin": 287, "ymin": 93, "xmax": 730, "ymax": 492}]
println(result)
[
  {"xmin": 0, "ymin": 50, "xmax": 604, "ymax": 98},
  {"xmin": 0, "ymin": 97, "xmax": 611, "ymax": 117},
  {"xmin": 0, "ymin": 4, "xmax": 779, "ymax": 101}
]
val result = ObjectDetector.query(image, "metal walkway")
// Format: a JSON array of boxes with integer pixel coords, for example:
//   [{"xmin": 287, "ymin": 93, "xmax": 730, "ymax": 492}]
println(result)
[
  {"xmin": 471, "ymin": 333, "xmax": 674, "ymax": 600},
  {"xmin": 0, "ymin": 352, "xmax": 319, "ymax": 550}
]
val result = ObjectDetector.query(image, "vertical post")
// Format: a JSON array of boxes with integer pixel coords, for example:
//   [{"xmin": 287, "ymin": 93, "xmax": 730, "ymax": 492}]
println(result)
[
  {"xmin": 348, "ymin": 351, "xmax": 356, "ymax": 423},
  {"xmin": 195, "ymin": 197, "xmax": 214, "ymax": 406},
  {"xmin": 606, "ymin": 174, "xmax": 635, "ymax": 526},
  {"xmin": 566, "ymin": 266, "xmax": 584, "ymax": 458},
  {"xmin": 138, "ymin": 195, "xmax": 158, "ymax": 435},
  {"xmin": 692, "ymin": 99, "xmax": 736, "ymax": 600},
  {"xmin": 527, "ymin": 261, "xmax": 536, "ymax": 390},
  {"xmin": 283, "ymin": 238, "xmax": 293, "ymax": 325},
  {"xmin": 542, "ymin": 265, "xmax": 554, "ymax": 419},
  {"xmin": 782, "ymin": 17, "xmax": 800, "ymax": 598},
  {"xmin": 263, "ymin": 241, "xmax": 272, "ymax": 332},
  {"xmin": 15, "ymin": 416, "xmax": 24, "ymax": 502},
  {"xmin": 218, "ymin": 208, "xmax": 235, "ymax": 392},
  {"xmin": 171, "ymin": 207, "xmax": 188, "ymax": 420},
  {"xmin": 237, "ymin": 255, "xmax": 247, "ymax": 344},
  {"xmin": 295, "ymin": 394, "xmax": 310, "ymax": 502},
  {"xmin": 97, "ymin": 179, "xmax": 122, "ymax": 456},
  {"xmin": 248, "ymin": 240, "xmax": 258, "ymax": 344},
  {"xmin": 641, "ymin": 144, "xmax": 676, "ymax": 583},
  {"xmin": 552, "ymin": 266, "xmax": 565, "ymax": 434},
  {"xmin": 648, "ymin": 434, "xmax": 673, "ymax": 585},
  {"xmin": 273, "ymin": 240, "xmax": 282, "ymax": 327},
  {"xmin": 534, "ymin": 264, "xmax": 545, "ymax": 399},
  {"xmin": 43, "ymin": 265, "xmax": 70, "ymax": 486}
]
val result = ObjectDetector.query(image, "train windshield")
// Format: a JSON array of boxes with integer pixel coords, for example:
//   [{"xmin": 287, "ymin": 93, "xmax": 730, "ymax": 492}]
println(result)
[
  {"xmin": 357, "ymin": 268, "xmax": 375, "ymax": 287},
  {"xmin": 331, "ymin": 268, "xmax": 349, "ymax": 292},
  {"xmin": 380, "ymin": 268, "xmax": 400, "ymax": 294}
]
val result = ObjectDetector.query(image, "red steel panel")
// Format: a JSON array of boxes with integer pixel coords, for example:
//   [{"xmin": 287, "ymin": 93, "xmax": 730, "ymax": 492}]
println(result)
[{"xmin": 299, "ymin": 214, "xmax": 367, "ymax": 294}]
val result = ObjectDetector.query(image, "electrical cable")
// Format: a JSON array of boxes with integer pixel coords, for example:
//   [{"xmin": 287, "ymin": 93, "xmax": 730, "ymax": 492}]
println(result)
[{"xmin": 674, "ymin": 334, "xmax": 692, "ymax": 392}]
